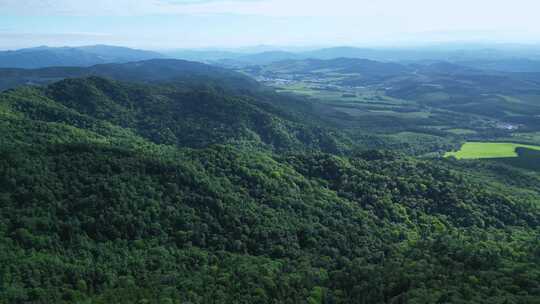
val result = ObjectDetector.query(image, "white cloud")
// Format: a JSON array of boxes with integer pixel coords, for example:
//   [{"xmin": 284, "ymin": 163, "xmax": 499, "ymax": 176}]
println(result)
[
  {"xmin": 0, "ymin": 0, "xmax": 259, "ymax": 16},
  {"xmin": 0, "ymin": 0, "xmax": 536, "ymax": 23},
  {"xmin": 1, "ymin": 0, "xmax": 538, "ymax": 33},
  {"xmin": 0, "ymin": 0, "xmax": 538, "ymax": 48}
]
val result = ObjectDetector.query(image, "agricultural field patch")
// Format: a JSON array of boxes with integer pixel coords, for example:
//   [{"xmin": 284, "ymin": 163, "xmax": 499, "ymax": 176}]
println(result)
[
  {"xmin": 445, "ymin": 141, "xmax": 540, "ymax": 159},
  {"xmin": 445, "ymin": 128, "xmax": 478, "ymax": 135},
  {"xmin": 508, "ymin": 132, "xmax": 540, "ymax": 145}
]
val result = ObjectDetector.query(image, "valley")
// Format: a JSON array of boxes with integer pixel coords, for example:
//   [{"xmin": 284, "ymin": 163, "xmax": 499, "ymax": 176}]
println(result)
[{"xmin": 237, "ymin": 58, "xmax": 540, "ymax": 162}]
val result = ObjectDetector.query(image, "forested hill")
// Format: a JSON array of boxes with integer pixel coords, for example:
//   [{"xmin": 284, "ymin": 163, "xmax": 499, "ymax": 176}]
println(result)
[
  {"xmin": 0, "ymin": 72, "xmax": 539, "ymax": 303},
  {"xmin": 0, "ymin": 59, "xmax": 258, "ymax": 91},
  {"xmin": 1, "ymin": 76, "xmax": 347, "ymax": 153}
]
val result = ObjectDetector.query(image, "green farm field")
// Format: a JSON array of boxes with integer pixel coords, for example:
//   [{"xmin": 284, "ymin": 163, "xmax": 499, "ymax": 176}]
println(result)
[
  {"xmin": 445, "ymin": 142, "xmax": 540, "ymax": 159},
  {"xmin": 276, "ymin": 83, "xmax": 403, "ymax": 104}
]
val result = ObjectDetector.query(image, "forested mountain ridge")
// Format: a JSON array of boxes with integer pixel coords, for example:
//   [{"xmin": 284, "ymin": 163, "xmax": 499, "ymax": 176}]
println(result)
[
  {"xmin": 0, "ymin": 59, "xmax": 259, "ymax": 91},
  {"xmin": 0, "ymin": 45, "xmax": 164, "ymax": 69},
  {"xmin": 0, "ymin": 70, "xmax": 539, "ymax": 303},
  {"xmin": 1, "ymin": 76, "xmax": 347, "ymax": 153},
  {"xmin": 167, "ymin": 46, "xmax": 540, "ymax": 70}
]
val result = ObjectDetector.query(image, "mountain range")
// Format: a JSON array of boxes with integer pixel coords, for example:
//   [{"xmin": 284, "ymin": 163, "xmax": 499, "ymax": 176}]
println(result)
[
  {"xmin": 4, "ymin": 44, "xmax": 540, "ymax": 73},
  {"xmin": 0, "ymin": 59, "xmax": 257, "ymax": 91},
  {"xmin": 0, "ymin": 45, "xmax": 164, "ymax": 69},
  {"xmin": 171, "ymin": 46, "xmax": 540, "ymax": 71}
]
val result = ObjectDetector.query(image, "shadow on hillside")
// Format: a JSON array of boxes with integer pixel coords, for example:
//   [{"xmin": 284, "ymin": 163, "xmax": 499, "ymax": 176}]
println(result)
[{"xmin": 491, "ymin": 147, "xmax": 540, "ymax": 171}]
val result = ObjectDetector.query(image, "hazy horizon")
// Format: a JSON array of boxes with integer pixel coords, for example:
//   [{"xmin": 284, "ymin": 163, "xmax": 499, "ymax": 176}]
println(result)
[
  {"xmin": 5, "ymin": 41, "xmax": 540, "ymax": 53},
  {"xmin": 1, "ymin": 0, "xmax": 539, "ymax": 50}
]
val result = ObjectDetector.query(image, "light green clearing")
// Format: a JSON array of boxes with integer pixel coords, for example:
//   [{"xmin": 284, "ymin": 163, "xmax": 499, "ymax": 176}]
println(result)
[
  {"xmin": 446, "ymin": 128, "xmax": 478, "ymax": 135},
  {"xmin": 275, "ymin": 82, "xmax": 412, "ymax": 106},
  {"xmin": 387, "ymin": 132, "xmax": 443, "ymax": 142},
  {"xmin": 278, "ymin": 87, "xmax": 371, "ymax": 103},
  {"xmin": 498, "ymin": 95, "xmax": 527, "ymax": 104},
  {"xmin": 445, "ymin": 142, "xmax": 540, "ymax": 159},
  {"xmin": 510, "ymin": 132, "xmax": 540, "ymax": 144},
  {"xmin": 419, "ymin": 92, "xmax": 450, "ymax": 102}
]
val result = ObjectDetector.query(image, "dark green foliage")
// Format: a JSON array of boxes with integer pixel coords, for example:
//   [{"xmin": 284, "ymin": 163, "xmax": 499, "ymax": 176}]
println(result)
[
  {"xmin": 492, "ymin": 148, "xmax": 540, "ymax": 171},
  {"xmin": 0, "ymin": 77, "xmax": 539, "ymax": 304},
  {"xmin": 0, "ymin": 59, "xmax": 258, "ymax": 92},
  {"xmin": 2, "ymin": 76, "xmax": 348, "ymax": 153}
]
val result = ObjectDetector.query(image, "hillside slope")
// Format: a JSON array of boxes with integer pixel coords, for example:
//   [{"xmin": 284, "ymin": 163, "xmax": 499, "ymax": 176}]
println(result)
[
  {"xmin": 0, "ymin": 59, "xmax": 259, "ymax": 91},
  {"xmin": 1, "ymin": 77, "xmax": 347, "ymax": 153},
  {"xmin": 0, "ymin": 75, "xmax": 539, "ymax": 303}
]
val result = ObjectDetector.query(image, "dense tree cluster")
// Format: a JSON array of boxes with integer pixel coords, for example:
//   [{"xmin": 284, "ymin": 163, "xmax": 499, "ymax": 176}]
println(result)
[{"xmin": 0, "ymin": 77, "xmax": 539, "ymax": 303}]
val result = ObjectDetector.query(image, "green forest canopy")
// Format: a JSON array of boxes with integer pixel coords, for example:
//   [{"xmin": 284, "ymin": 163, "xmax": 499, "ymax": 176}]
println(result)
[{"xmin": 0, "ymin": 72, "xmax": 539, "ymax": 304}]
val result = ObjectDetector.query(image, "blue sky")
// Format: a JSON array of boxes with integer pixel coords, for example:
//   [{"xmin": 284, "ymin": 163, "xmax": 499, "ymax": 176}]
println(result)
[{"xmin": 1, "ymin": 0, "xmax": 539, "ymax": 50}]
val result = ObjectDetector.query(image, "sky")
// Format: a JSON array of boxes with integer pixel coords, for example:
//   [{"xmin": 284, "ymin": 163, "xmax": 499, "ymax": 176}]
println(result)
[{"xmin": 0, "ymin": 0, "xmax": 539, "ymax": 50}]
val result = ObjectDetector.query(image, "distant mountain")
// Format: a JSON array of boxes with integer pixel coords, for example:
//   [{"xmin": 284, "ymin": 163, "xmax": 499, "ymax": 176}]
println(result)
[
  {"xmin": 247, "ymin": 58, "xmax": 412, "ymax": 85},
  {"xmin": 0, "ymin": 45, "xmax": 164, "ymax": 68},
  {"xmin": 266, "ymin": 58, "xmax": 410, "ymax": 75},
  {"xmin": 213, "ymin": 47, "xmax": 452, "ymax": 65},
  {"xmin": 411, "ymin": 61, "xmax": 480, "ymax": 75},
  {"xmin": 0, "ymin": 59, "xmax": 257, "ymax": 91},
  {"xmin": 182, "ymin": 46, "xmax": 540, "ymax": 67},
  {"xmin": 302, "ymin": 47, "xmax": 389, "ymax": 60},
  {"xmin": 232, "ymin": 51, "xmax": 302, "ymax": 64},
  {"xmin": 76, "ymin": 45, "xmax": 165, "ymax": 62},
  {"xmin": 161, "ymin": 50, "xmax": 243, "ymax": 62},
  {"xmin": 164, "ymin": 46, "xmax": 315, "ymax": 63},
  {"xmin": 456, "ymin": 58, "xmax": 540, "ymax": 73},
  {"xmin": 302, "ymin": 46, "xmax": 540, "ymax": 62}
]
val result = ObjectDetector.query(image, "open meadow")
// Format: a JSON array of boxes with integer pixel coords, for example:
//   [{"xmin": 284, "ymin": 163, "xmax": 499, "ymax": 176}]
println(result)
[{"xmin": 445, "ymin": 141, "xmax": 540, "ymax": 159}]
